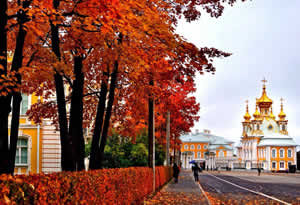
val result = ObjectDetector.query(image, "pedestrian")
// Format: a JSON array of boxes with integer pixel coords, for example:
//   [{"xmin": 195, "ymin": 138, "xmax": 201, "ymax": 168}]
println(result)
[
  {"xmin": 173, "ymin": 163, "xmax": 180, "ymax": 183},
  {"xmin": 193, "ymin": 163, "xmax": 200, "ymax": 182},
  {"xmin": 258, "ymin": 167, "xmax": 261, "ymax": 176}
]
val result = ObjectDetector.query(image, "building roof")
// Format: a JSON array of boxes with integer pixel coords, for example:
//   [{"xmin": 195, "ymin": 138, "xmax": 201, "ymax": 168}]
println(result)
[
  {"xmin": 258, "ymin": 138, "xmax": 297, "ymax": 147},
  {"xmin": 180, "ymin": 131, "xmax": 234, "ymax": 150},
  {"xmin": 209, "ymin": 144, "xmax": 233, "ymax": 150}
]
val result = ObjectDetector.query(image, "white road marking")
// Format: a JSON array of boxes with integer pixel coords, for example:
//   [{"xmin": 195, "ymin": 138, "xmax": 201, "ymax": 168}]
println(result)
[
  {"xmin": 197, "ymin": 181, "xmax": 212, "ymax": 205},
  {"xmin": 207, "ymin": 173, "xmax": 292, "ymax": 205},
  {"xmin": 191, "ymin": 172, "xmax": 211, "ymax": 205}
]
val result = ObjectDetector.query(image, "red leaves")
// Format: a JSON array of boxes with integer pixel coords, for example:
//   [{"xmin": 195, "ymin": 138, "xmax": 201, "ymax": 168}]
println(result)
[{"xmin": 0, "ymin": 166, "xmax": 172, "ymax": 204}]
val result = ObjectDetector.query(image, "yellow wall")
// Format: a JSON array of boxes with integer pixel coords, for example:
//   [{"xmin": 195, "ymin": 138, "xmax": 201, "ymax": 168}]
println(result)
[
  {"xmin": 270, "ymin": 146, "xmax": 294, "ymax": 170},
  {"xmin": 11, "ymin": 94, "xmax": 42, "ymax": 174},
  {"xmin": 181, "ymin": 142, "xmax": 208, "ymax": 158}
]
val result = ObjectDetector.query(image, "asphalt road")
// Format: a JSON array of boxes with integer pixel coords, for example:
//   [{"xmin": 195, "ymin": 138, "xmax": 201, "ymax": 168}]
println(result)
[{"xmin": 198, "ymin": 172, "xmax": 300, "ymax": 204}]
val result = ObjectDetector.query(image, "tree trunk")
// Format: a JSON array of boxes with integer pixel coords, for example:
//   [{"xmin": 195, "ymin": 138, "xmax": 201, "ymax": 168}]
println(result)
[
  {"xmin": 148, "ymin": 78, "xmax": 154, "ymax": 168},
  {"xmin": 0, "ymin": 0, "xmax": 11, "ymax": 174},
  {"xmin": 8, "ymin": 21, "xmax": 27, "ymax": 174},
  {"xmin": 69, "ymin": 55, "xmax": 85, "ymax": 171},
  {"xmin": 98, "ymin": 61, "xmax": 118, "ymax": 168},
  {"xmin": 50, "ymin": 0, "xmax": 74, "ymax": 171},
  {"xmin": 89, "ymin": 80, "xmax": 108, "ymax": 170},
  {"xmin": 166, "ymin": 111, "xmax": 170, "ymax": 166}
]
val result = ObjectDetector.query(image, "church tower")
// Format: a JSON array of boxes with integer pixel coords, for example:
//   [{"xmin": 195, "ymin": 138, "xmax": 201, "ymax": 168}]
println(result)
[{"xmin": 237, "ymin": 79, "xmax": 297, "ymax": 171}]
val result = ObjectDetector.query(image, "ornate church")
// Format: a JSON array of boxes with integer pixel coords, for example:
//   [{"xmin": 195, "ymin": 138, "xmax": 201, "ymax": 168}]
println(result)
[{"xmin": 236, "ymin": 79, "xmax": 297, "ymax": 171}]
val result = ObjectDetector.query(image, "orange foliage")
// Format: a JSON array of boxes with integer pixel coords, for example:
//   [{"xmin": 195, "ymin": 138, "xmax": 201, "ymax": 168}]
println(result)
[{"xmin": 0, "ymin": 166, "xmax": 172, "ymax": 204}]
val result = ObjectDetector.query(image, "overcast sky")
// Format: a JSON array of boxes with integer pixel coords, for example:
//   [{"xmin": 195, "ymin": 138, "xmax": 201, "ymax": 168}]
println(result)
[{"xmin": 176, "ymin": 0, "xmax": 300, "ymax": 147}]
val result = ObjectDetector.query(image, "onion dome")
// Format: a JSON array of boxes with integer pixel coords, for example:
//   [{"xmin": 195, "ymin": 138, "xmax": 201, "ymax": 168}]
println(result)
[
  {"xmin": 257, "ymin": 78, "xmax": 272, "ymax": 109},
  {"xmin": 278, "ymin": 98, "xmax": 286, "ymax": 120},
  {"xmin": 269, "ymin": 107, "xmax": 276, "ymax": 120},
  {"xmin": 243, "ymin": 100, "xmax": 251, "ymax": 122},
  {"xmin": 253, "ymin": 104, "xmax": 261, "ymax": 119}
]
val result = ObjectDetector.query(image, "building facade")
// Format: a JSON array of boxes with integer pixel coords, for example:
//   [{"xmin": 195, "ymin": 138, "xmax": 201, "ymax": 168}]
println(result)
[
  {"xmin": 236, "ymin": 81, "xmax": 297, "ymax": 171},
  {"xmin": 180, "ymin": 130, "xmax": 236, "ymax": 170},
  {"xmin": 9, "ymin": 94, "xmax": 61, "ymax": 174}
]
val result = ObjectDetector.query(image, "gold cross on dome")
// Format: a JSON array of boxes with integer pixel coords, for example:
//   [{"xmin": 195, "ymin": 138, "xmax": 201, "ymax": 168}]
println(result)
[
  {"xmin": 280, "ymin": 98, "xmax": 284, "ymax": 103},
  {"xmin": 261, "ymin": 77, "xmax": 267, "ymax": 85}
]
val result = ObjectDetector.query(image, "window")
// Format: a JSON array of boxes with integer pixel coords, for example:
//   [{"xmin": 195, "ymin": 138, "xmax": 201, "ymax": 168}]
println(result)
[
  {"xmin": 190, "ymin": 145, "xmax": 195, "ymax": 150},
  {"xmin": 288, "ymin": 149, "xmax": 292, "ymax": 158},
  {"xmin": 191, "ymin": 152, "xmax": 195, "ymax": 158},
  {"xmin": 15, "ymin": 138, "xmax": 28, "ymax": 165},
  {"xmin": 184, "ymin": 145, "xmax": 188, "ymax": 150},
  {"xmin": 279, "ymin": 149, "xmax": 284, "ymax": 158},
  {"xmin": 197, "ymin": 152, "xmax": 201, "ymax": 158},
  {"xmin": 257, "ymin": 124, "xmax": 260, "ymax": 130},
  {"xmin": 272, "ymin": 149, "xmax": 276, "ymax": 158},
  {"xmin": 280, "ymin": 162, "xmax": 284, "ymax": 169},
  {"xmin": 20, "ymin": 94, "xmax": 29, "ymax": 115},
  {"xmin": 219, "ymin": 151, "xmax": 224, "ymax": 157},
  {"xmin": 204, "ymin": 145, "xmax": 207, "ymax": 149},
  {"xmin": 197, "ymin": 145, "xmax": 201, "ymax": 149},
  {"xmin": 272, "ymin": 162, "xmax": 276, "ymax": 169},
  {"xmin": 282, "ymin": 124, "xmax": 286, "ymax": 131}
]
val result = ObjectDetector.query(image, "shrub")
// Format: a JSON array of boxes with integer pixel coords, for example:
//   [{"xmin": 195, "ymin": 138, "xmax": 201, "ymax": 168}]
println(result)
[{"xmin": 0, "ymin": 166, "xmax": 172, "ymax": 205}]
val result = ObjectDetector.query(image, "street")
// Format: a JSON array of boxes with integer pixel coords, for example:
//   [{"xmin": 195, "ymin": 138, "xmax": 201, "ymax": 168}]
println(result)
[{"xmin": 199, "ymin": 171, "xmax": 300, "ymax": 204}]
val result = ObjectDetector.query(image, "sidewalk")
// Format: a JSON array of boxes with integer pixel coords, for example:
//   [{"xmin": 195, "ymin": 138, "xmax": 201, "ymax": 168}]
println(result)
[{"xmin": 144, "ymin": 170, "xmax": 209, "ymax": 205}]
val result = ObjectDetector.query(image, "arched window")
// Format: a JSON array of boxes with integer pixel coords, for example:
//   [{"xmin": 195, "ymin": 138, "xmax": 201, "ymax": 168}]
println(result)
[
  {"xmin": 184, "ymin": 145, "xmax": 188, "ymax": 150},
  {"xmin": 272, "ymin": 149, "xmax": 276, "ymax": 158},
  {"xmin": 197, "ymin": 145, "xmax": 201, "ymax": 150},
  {"xmin": 20, "ymin": 94, "xmax": 29, "ymax": 115},
  {"xmin": 279, "ymin": 149, "xmax": 284, "ymax": 158},
  {"xmin": 282, "ymin": 124, "xmax": 286, "ymax": 131},
  {"xmin": 219, "ymin": 150, "xmax": 224, "ymax": 157},
  {"xmin": 15, "ymin": 138, "xmax": 28, "ymax": 165},
  {"xmin": 288, "ymin": 149, "xmax": 292, "ymax": 158},
  {"xmin": 190, "ymin": 145, "xmax": 195, "ymax": 150}
]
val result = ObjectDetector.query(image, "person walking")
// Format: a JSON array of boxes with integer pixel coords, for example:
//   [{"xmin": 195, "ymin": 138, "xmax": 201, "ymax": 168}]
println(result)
[
  {"xmin": 173, "ymin": 163, "xmax": 180, "ymax": 183},
  {"xmin": 192, "ymin": 163, "xmax": 200, "ymax": 182}
]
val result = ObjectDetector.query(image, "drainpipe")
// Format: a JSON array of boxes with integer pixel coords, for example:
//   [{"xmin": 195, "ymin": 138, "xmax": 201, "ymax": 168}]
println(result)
[
  {"xmin": 37, "ymin": 124, "xmax": 40, "ymax": 173},
  {"xmin": 36, "ymin": 96, "xmax": 41, "ymax": 173}
]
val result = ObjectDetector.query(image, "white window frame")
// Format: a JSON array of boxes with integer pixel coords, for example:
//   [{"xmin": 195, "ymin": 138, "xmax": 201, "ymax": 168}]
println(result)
[
  {"xmin": 190, "ymin": 145, "xmax": 195, "ymax": 150},
  {"xmin": 184, "ymin": 145, "xmax": 188, "ymax": 150},
  {"xmin": 271, "ymin": 148, "xmax": 276, "ymax": 158},
  {"xmin": 279, "ymin": 161, "xmax": 285, "ymax": 170},
  {"xmin": 219, "ymin": 150, "xmax": 224, "ymax": 157},
  {"xmin": 204, "ymin": 145, "xmax": 207, "ymax": 149},
  {"xmin": 15, "ymin": 135, "xmax": 31, "ymax": 173},
  {"xmin": 197, "ymin": 145, "xmax": 201, "ymax": 150},
  {"xmin": 197, "ymin": 152, "xmax": 201, "ymax": 158},
  {"xmin": 272, "ymin": 161, "xmax": 276, "ymax": 169},
  {"xmin": 287, "ymin": 149, "xmax": 292, "ymax": 158},
  {"xmin": 279, "ymin": 149, "xmax": 284, "ymax": 158}
]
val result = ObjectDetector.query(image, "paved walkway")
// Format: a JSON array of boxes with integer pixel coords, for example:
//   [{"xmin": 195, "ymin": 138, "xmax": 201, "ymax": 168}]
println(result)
[{"xmin": 144, "ymin": 170, "xmax": 209, "ymax": 205}]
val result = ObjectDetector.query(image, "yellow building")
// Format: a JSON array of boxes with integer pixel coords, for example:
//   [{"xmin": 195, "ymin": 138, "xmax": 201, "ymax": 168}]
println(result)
[
  {"xmin": 236, "ymin": 80, "xmax": 297, "ymax": 171},
  {"xmin": 9, "ymin": 94, "xmax": 61, "ymax": 174},
  {"xmin": 180, "ymin": 129, "xmax": 235, "ymax": 170}
]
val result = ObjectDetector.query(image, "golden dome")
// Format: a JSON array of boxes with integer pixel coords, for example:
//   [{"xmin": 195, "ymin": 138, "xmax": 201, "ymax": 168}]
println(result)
[
  {"xmin": 257, "ymin": 84, "xmax": 273, "ymax": 104},
  {"xmin": 269, "ymin": 107, "xmax": 275, "ymax": 120},
  {"xmin": 253, "ymin": 104, "xmax": 261, "ymax": 119},
  {"xmin": 243, "ymin": 101, "xmax": 251, "ymax": 122},
  {"xmin": 278, "ymin": 98, "xmax": 286, "ymax": 120}
]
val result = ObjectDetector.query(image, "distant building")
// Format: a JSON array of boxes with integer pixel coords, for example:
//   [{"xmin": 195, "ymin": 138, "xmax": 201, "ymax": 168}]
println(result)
[
  {"xmin": 236, "ymin": 80, "xmax": 297, "ymax": 171},
  {"xmin": 9, "ymin": 94, "xmax": 61, "ymax": 174},
  {"xmin": 180, "ymin": 129, "xmax": 236, "ymax": 170}
]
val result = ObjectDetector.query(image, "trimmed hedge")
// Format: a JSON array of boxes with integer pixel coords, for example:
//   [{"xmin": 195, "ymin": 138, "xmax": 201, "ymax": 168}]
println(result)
[{"xmin": 0, "ymin": 166, "xmax": 172, "ymax": 204}]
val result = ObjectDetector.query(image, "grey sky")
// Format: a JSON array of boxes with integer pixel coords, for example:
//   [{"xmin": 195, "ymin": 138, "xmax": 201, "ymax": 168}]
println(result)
[{"xmin": 176, "ymin": 0, "xmax": 300, "ymax": 146}]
